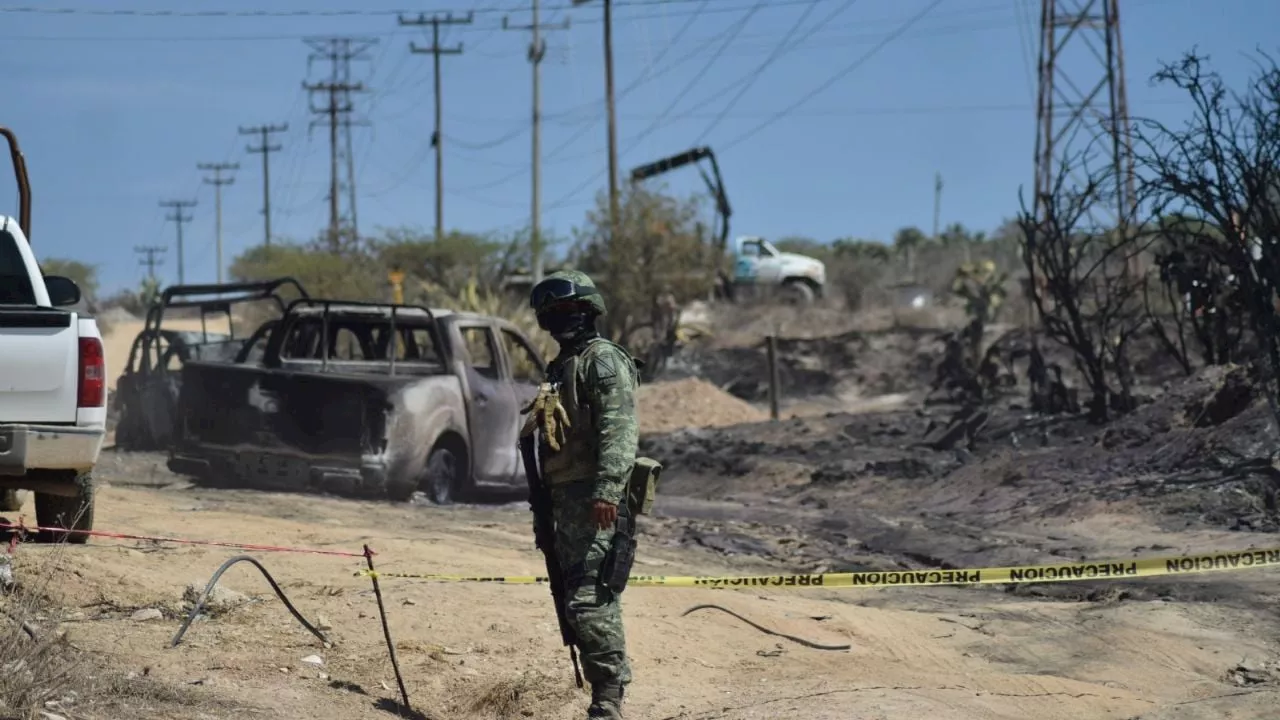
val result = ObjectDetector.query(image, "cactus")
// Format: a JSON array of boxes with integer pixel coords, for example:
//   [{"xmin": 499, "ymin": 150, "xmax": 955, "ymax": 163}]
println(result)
[
  {"xmin": 931, "ymin": 261, "xmax": 1012, "ymax": 404},
  {"xmin": 951, "ymin": 260, "xmax": 1008, "ymax": 329}
]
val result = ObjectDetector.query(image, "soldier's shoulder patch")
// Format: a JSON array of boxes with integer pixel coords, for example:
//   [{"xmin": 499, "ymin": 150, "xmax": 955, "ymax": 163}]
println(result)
[
  {"xmin": 583, "ymin": 340, "xmax": 633, "ymax": 388},
  {"xmin": 590, "ymin": 350, "xmax": 619, "ymax": 385}
]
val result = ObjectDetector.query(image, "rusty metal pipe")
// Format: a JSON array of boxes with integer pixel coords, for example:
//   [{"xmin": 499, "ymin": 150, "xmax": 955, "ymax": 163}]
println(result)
[{"xmin": 0, "ymin": 127, "xmax": 32, "ymax": 240}]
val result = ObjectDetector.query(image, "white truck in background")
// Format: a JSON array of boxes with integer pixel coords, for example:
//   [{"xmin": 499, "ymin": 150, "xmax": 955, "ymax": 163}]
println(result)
[
  {"xmin": 727, "ymin": 235, "xmax": 827, "ymax": 305},
  {"xmin": 0, "ymin": 126, "xmax": 105, "ymax": 543}
]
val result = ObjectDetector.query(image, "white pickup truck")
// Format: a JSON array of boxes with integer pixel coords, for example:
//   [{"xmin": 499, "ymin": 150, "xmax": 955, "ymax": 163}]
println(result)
[{"xmin": 0, "ymin": 127, "xmax": 105, "ymax": 543}]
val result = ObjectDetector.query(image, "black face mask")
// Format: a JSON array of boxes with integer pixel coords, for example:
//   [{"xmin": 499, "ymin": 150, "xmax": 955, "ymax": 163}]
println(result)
[{"xmin": 538, "ymin": 310, "xmax": 592, "ymax": 342}]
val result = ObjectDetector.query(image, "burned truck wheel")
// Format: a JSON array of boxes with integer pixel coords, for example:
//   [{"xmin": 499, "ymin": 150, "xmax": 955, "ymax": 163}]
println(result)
[{"xmin": 421, "ymin": 436, "xmax": 467, "ymax": 505}]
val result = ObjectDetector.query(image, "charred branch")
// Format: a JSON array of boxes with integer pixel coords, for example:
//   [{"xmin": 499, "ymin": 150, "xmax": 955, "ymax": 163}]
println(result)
[{"xmin": 1018, "ymin": 136, "xmax": 1154, "ymax": 423}]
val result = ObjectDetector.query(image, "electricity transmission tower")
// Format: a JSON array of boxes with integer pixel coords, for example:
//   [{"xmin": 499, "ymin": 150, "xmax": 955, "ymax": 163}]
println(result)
[
  {"xmin": 303, "ymin": 36, "xmax": 376, "ymax": 247},
  {"xmin": 134, "ymin": 245, "xmax": 166, "ymax": 283},
  {"xmin": 198, "ymin": 162, "xmax": 238, "ymax": 284},
  {"xmin": 159, "ymin": 199, "xmax": 196, "ymax": 284},
  {"xmin": 240, "ymin": 123, "xmax": 288, "ymax": 248},
  {"xmin": 398, "ymin": 12, "xmax": 473, "ymax": 241},
  {"xmin": 505, "ymin": 1, "xmax": 570, "ymax": 284},
  {"xmin": 1033, "ymin": 0, "xmax": 1135, "ymax": 238}
]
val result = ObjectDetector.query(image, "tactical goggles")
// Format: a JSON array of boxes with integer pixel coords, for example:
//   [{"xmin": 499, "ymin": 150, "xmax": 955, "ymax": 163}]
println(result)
[{"xmin": 530, "ymin": 277, "xmax": 599, "ymax": 312}]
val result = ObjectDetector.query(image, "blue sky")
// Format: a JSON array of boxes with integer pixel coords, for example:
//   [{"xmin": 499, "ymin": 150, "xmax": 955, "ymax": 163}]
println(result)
[{"xmin": 0, "ymin": 0, "xmax": 1273, "ymax": 293}]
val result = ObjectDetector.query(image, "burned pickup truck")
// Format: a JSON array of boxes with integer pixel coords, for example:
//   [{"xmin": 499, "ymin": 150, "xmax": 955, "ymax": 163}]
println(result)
[
  {"xmin": 114, "ymin": 278, "xmax": 308, "ymax": 451},
  {"xmin": 167, "ymin": 299, "xmax": 547, "ymax": 503}
]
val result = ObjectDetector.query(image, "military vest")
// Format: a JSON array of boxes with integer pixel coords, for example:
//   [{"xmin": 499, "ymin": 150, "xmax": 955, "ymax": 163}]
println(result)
[{"xmin": 538, "ymin": 337, "xmax": 638, "ymax": 485}]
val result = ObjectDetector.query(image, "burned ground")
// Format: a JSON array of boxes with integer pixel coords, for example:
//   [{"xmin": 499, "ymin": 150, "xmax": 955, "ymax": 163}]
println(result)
[{"xmin": 641, "ymin": 334, "xmax": 1280, "ymax": 614}]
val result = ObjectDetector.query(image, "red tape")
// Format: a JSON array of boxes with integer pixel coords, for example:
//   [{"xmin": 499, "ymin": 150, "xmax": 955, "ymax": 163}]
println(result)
[
  {"xmin": 5, "ymin": 516, "xmax": 25, "ymax": 556},
  {"xmin": 0, "ymin": 521, "xmax": 363, "ymax": 558}
]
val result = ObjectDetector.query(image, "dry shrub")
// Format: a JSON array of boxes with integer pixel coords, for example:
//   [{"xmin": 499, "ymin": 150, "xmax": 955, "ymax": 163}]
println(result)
[
  {"xmin": 0, "ymin": 537, "xmax": 83, "ymax": 718},
  {"xmin": 416, "ymin": 275, "xmax": 554, "ymax": 365},
  {"xmin": 0, "ymin": 519, "xmax": 224, "ymax": 719},
  {"xmin": 468, "ymin": 669, "xmax": 575, "ymax": 719}
]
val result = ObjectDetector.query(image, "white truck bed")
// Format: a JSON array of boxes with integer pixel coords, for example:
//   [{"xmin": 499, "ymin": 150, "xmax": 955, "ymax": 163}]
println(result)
[{"xmin": 0, "ymin": 215, "xmax": 106, "ymax": 480}]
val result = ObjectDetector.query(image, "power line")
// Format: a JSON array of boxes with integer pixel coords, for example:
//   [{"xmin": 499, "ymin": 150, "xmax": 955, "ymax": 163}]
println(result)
[
  {"xmin": 0, "ymin": 0, "xmax": 887, "ymax": 43},
  {"xmin": 0, "ymin": 0, "xmax": 1190, "ymax": 44},
  {"xmin": 546, "ymin": 0, "xmax": 766, "ymax": 214},
  {"xmin": 542, "ymin": 0, "xmax": 943, "ymax": 211},
  {"xmin": 539, "ymin": 0, "xmax": 861, "ymax": 173},
  {"xmin": 443, "ymin": 125, "xmax": 528, "ymax": 151},
  {"xmin": 451, "ymin": 0, "xmax": 715, "ymax": 195},
  {"xmin": 545, "ymin": 0, "xmax": 831, "ymax": 208},
  {"xmin": 0, "ymin": 0, "xmax": 823, "ymax": 18},
  {"xmin": 718, "ymin": 0, "xmax": 947, "ymax": 154},
  {"xmin": 691, "ymin": 0, "xmax": 844, "ymax": 144},
  {"xmin": 550, "ymin": 0, "xmax": 942, "ymax": 210}
]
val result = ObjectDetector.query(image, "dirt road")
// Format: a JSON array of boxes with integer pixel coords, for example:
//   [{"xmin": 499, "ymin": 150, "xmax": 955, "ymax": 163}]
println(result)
[{"xmin": 9, "ymin": 445, "xmax": 1279, "ymax": 720}]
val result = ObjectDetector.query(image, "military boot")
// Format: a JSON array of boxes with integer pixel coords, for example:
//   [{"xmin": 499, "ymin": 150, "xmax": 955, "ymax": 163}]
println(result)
[{"xmin": 587, "ymin": 683, "xmax": 624, "ymax": 719}]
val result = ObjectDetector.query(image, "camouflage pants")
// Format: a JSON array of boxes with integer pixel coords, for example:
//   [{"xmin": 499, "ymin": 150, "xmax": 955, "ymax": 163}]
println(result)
[{"xmin": 551, "ymin": 480, "xmax": 632, "ymax": 688}]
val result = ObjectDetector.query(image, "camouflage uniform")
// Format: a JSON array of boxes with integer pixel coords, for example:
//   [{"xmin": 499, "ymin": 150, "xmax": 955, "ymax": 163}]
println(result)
[{"xmin": 532, "ymin": 271, "xmax": 640, "ymax": 718}]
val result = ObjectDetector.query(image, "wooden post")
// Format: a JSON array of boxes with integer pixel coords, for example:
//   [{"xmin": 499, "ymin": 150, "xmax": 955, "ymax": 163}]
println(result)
[{"xmin": 766, "ymin": 335, "xmax": 780, "ymax": 421}]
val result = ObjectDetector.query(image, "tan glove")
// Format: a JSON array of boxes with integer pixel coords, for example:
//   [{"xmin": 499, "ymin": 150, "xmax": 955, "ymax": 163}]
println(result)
[{"xmin": 520, "ymin": 383, "xmax": 572, "ymax": 451}]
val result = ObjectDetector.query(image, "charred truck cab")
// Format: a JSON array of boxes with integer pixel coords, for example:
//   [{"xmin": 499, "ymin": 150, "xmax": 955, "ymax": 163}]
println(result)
[{"xmin": 167, "ymin": 299, "xmax": 547, "ymax": 504}]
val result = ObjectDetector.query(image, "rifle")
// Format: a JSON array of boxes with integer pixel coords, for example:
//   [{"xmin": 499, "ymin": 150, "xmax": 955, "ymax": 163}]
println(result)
[{"xmin": 519, "ymin": 433, "xmax": 584, "ymax": 689}]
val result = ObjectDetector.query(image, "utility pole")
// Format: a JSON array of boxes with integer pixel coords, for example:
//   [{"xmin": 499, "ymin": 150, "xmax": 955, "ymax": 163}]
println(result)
[
  {"xmin": 239, "ymin": 123, "xmax": 288, "ymax": 248},
  {"xmin": 932, "ymin": 172, "xmax": 942, "ymax": 242},
  {"xmin": 134, "ymin": 245, "xmax": 166, "ymax": 283},
  {"xmin": 303, "ymin": 37, "xmax": 376, "ymax": 248},
  {"xmin": 303, "ymin": 78, "xmax": 360, "ymax": 245},
  {"xmin": 198, "ymin": 162, "xmax": 238, "ymax": 284},
  {"xmin": 572, "ymin": 0, "xmax": 620, "ymax": 241},
  {"xmin": 159, "ymin": 200, "xmax": 196, "ymax": 285},
  {"xmin": 399, "ymin": 12, "xmax": 474, "ymax": 241},
  {"xmin": 504, "ymin": 2, "xmax": 570, "ymax": 284}
]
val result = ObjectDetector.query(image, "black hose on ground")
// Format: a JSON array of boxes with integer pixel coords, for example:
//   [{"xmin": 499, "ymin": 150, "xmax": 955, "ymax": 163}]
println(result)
[
  {"xmin": 681, "ymin": 604, "xmax": 852, "ymax": 651},
  {"xmin": 169, "ymin": 554, "xmax": 331, "ymax": 648}
]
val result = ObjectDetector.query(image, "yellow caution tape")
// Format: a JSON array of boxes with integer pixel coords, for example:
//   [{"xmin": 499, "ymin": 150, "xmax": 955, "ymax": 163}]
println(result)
[{"xmin": 355, "ymin": 546, "xmax": 1280, "ymax": 588}]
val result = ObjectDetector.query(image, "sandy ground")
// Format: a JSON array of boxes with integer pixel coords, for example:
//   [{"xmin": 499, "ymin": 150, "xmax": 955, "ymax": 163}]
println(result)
[
  {"xmin": 4, "ymin": 449, "xmax": 1278, "ymax": 720},
  {"xmin": 75, "ymin": 310, "xmax": 1280, "ymax": 719}
]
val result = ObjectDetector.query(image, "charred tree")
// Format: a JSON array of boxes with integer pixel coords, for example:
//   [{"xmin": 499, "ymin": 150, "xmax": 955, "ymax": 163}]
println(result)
[
  {"xmin": 1133, "ymin": 51, "xmax": 1280, "ymax": 431},
  {"xmin": 1018, "ymin": 142, "xmax": 1151, "ymax": 423}
]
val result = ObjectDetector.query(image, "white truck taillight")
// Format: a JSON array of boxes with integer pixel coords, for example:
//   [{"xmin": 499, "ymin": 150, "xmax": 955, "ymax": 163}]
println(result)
[{"xmin": 78, "ymin": 336, "xmax": 105, "ymax": 407}]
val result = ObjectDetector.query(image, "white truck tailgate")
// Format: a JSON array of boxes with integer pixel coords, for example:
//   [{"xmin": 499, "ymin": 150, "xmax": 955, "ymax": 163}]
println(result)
[{"xmin": 0, "ymin": 309, "xmax": 79, "ymax": 423}]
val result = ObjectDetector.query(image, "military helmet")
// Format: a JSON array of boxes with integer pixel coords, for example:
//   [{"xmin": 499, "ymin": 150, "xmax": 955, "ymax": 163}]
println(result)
[{"xmin": 530, "ymin": 270, "xmax": 607, "ymax": 316}]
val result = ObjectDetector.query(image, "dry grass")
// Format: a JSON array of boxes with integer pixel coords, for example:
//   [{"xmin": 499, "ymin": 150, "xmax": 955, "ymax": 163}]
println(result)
[
  {"xmin": 0, "ymin": 536, "xmax": 84, "ymax": 719},
  {"xmin": 0, "ymin": 503, "xmax": 224, "ymax": 720},
  {"xmin": 467, "ymin": 669, "xmax": 576, "ymax": 719}
]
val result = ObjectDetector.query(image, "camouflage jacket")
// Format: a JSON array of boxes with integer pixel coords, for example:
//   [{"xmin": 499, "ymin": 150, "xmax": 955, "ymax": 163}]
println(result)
[{"xmin": 538, "ymin": 335, "xmax": 640, "ymax": 506}]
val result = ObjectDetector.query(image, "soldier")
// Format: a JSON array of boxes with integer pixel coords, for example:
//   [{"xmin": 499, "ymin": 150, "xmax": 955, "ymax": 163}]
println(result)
[{"xmin": 527, "ymin": 270, "xmax": 639, "ymax": 719}]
